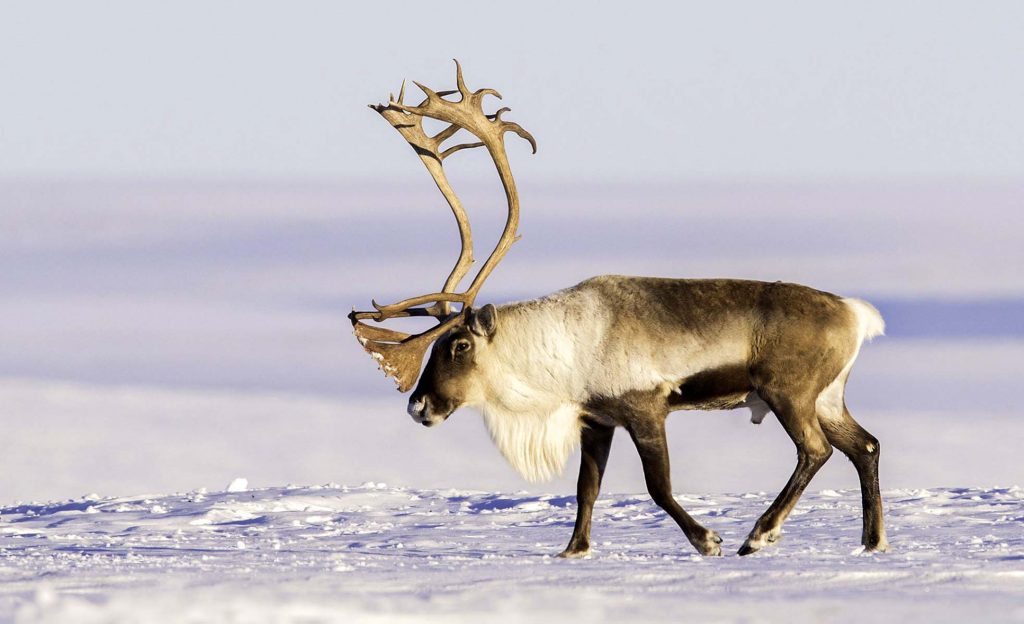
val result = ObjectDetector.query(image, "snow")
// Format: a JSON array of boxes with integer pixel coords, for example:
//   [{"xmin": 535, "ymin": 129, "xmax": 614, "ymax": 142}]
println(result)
[
  {"xmin": 1, "ymin": 484, "xmax": 1022, "ymax": 623},
  {"xmin": 225, "ymin": 478, "xmax": 249, "ymax": 493}
]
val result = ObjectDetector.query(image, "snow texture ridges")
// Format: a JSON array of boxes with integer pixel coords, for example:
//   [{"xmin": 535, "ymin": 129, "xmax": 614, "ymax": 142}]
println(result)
[{"xmin": 1, "ymin": 484, "xmax": 1022, "ymax": 623}]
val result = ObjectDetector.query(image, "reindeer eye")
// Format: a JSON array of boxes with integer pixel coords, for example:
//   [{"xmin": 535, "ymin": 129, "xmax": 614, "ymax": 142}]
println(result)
[{"xmin": 454, "ymin": 340, "xmax": 471, "ymax": 354}]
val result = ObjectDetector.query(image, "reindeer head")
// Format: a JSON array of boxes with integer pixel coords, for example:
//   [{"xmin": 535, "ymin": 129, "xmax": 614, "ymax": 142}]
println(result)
[
  {"xmin": 349, "ymin": 61, "xmax": 535, "ymax": 404},
  {"xmin": 406, "ymin": 304, "xmax": 499, "ymax": 426}
]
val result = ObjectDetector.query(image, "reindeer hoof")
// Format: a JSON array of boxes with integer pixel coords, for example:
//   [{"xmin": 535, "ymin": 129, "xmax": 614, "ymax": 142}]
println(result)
[
  {"xmin": 557, "ymin": 547, "xmax": 591, "ymax": 559},
  {"xmin": 739, "ymin": 529, "xmax": 779, "ymax": 556},
  {"xmin": 693, "ymin": 530, "xmax": 723, "ymax": 556},
  {"xmin": 862, "ymin": 539, "xmax": 890, "ymax": 554}
]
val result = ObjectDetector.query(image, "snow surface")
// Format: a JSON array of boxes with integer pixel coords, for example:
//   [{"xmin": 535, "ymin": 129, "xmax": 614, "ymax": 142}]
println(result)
[{"xmin": 1, "ymin": 484, "xmax": 1022, "ymax": 623}]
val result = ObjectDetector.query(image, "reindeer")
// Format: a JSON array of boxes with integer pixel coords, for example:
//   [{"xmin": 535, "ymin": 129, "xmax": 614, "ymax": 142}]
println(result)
[{"xmin": 350, "ymin": 62, "xmax": 888, "ymax": 557}]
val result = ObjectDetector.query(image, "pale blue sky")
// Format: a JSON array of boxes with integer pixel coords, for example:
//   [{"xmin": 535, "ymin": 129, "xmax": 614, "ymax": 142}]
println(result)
[{"xmin": 2, "ymin": 1, "xmax": 1023, "ymax": 182}]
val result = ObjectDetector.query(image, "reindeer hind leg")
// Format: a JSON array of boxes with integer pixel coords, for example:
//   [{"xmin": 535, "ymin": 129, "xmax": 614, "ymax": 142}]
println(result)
[
  {"xmin": 739, "ymin": 387, "xmax": 833, "ymax": 556},
  {"xmin": 814, "ymin": 346, "xmax": 889, "ymax": 553},
  {"xmin": 819, "ymin": 403, "xmax": 889, "ymax": 552}
]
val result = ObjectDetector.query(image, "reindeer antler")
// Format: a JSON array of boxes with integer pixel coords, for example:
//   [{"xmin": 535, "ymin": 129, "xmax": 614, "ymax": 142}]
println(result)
[{"xmin": 349, "ymin": 60, "xmax": 536, "ymax": 392}]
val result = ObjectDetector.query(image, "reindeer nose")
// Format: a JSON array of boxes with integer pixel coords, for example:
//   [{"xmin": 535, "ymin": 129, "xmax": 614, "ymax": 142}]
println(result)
[{"xmin": 407, "ymin": 395, "xmax": 428, "ymax": 421}]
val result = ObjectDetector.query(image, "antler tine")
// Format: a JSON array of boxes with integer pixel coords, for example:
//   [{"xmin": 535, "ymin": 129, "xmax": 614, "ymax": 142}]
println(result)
[
  {"xmin": 440, "ymin": 141, "xmax": 485, "ymax": 160},
  {"xmin": 353, "ymin": 61, "xmax": 535, "ymax": 390},
  {"xmin": 454, "ymin": 59, "xmax": 471, "ymax": 99},
  {"xmin": 433, "ymin": 123, "xmax": 462, "ymax": 146},
  {"xmin": 487, "ymin": 107, "xmax": 511, "ymax": 121},
  {"xmin": 411, "ymin": 80, "xmax": 437, "ymax": 101}
]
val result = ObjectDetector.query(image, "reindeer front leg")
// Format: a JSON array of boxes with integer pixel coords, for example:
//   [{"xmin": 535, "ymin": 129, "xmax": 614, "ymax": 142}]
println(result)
[
  {"xmin": 558, "ymin": 421, "xmax": 615, "ymax": 558},
  {"xmin": 627, "ymin": 413, "xmax": 723, "ymax": 557}
]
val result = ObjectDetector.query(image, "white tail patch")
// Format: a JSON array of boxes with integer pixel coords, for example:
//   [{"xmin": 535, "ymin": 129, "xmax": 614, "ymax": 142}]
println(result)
[
  {"xmin": 843, "ymin": 298, "xmax": 885, "ymax": 342},
  {"xmin": 480, "ymin": 403, "xmax": 582, "ymax": 483},
  {"xmin": 817, "ymin": 298, "xmax": 886, "ymax": 422}
]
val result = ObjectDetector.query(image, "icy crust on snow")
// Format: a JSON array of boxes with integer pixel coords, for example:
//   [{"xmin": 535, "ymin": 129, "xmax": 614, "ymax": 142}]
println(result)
[{"xmin": 1, "ymin": 485, "xmax": 1022, "ymax": 623}]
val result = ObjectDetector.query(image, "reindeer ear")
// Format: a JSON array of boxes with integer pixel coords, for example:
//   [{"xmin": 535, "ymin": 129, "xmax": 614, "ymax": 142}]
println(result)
[{"xmin": 468, "ymin": 304, "xmax": 498, "ymax": 338}]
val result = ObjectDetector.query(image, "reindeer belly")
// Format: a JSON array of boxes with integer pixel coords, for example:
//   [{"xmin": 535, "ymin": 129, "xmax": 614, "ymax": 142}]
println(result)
[
  {"xmin": 668, "ymin": 364, "xmax": 770, "ymax": 423},
  {"xmin": 670, "ymin": 364, "xmax": 751, "ymax": 406}
]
